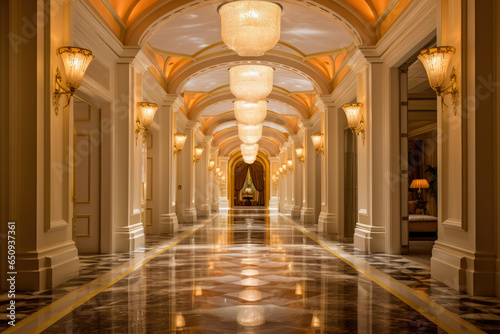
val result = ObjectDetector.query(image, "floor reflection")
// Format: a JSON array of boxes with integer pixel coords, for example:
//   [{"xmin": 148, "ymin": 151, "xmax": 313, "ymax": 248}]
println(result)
[{"xmin": 43, "ymin": 209, "xmax": 442, "ymax": 333}]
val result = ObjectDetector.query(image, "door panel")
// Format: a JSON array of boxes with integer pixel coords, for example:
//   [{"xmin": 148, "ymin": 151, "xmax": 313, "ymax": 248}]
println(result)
[{"xmin": 74, "ymin": 97, "xmax": 101, "ymax": 254}]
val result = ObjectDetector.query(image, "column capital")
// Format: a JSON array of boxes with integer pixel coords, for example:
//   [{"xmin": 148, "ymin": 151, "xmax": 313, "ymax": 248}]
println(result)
[{"xmin": 185, "ymin": 120, "xmax": 199, "ymax": 130}]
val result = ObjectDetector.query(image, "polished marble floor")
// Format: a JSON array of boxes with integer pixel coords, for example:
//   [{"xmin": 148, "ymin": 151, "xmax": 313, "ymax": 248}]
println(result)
[{"xmin": 3, "ymin": 210, "xmax": 499, "ymax": 333}]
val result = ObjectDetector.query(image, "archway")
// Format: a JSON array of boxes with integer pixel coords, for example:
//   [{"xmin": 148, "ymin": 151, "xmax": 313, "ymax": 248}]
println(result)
[{"xmin": 228, "ymin": 152, "xmax": 270, "ymax": 208}]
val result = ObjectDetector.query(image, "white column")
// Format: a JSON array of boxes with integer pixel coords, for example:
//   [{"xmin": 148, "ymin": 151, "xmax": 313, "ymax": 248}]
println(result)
[
  {"xmin": 113, "ymin": 56, "xmax": 145, "ymax": 252},
  {"xmin": 218, "ymin": 156, "xmax": 229, "ymax": 209},
  {"xmin": 318, "ymin": 100, "xmax": 343, "ymax": 234},
  {"xmin": 301, "ymin": 122, "xmax": 317, "ymax": 224},
  {"xmin": 291, "ymin": 135, "xmax": 303, "ymax": 218},
  {"xmin": 269, "ymin": 157, "xmax": 279, "ymax": 210},
  {"xmin": 285, "ymin": 144, "xmax": 293, "ymax": 214},
  {"xmin": 353, "ymin": 62, "xmax": 388, "ymax": 252},
  {"xmin": 211, "ymin": 148, "xmax": 220, "ymax": 212},
  {"xmin": 195, "ymin": 136, "xmax": 211, "ymax": 217},
  {"xmin": 177, "ymin": 121, "xmax": 197, "ymax": 222},
  {"xmin": 158, "ymin": 102, "xmax": 178, "ymax": 233}
]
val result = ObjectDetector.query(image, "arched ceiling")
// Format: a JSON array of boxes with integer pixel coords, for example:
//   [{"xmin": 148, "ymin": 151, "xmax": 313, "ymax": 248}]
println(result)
[{"xmin": 90, "ymin": 0, "xmax": 414, "ymax": 157}]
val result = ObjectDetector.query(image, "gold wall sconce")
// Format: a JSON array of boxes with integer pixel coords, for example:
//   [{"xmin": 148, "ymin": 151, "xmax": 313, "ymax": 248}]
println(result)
[
  {"xmin": 418, "ymin": 46, "xmax": 458, "ymax": 114},
  {"xmin": 342, "ymin": 103, "xmax": 365, "ymax": 144},
  {"xmin": 295, "ymin": 147, "xmax": 305, "ymax": 162},
  {"xmin": 278, "ymin": 167, "xmax": 283, "ymax": 174},
  {"xmin": 281, "ymin": 163, "xmax": 287, "ymax": 174},
  {"xmin": 221, "ymin": 176, "xmax": 226, "ymax": 184},
  {"xmin": 218, "ymin": 170, "xmax": 223, "ymax": 178},
  {"xmin": 287, "ymin": 158, "xmax": 293, "ymax": 171},
  {"xmin": 208, "ymin": 159, "xmax": 215, "ymax": 171},
  {"xmin": 272, "ymin": 175, "xmax": 278, "ymax": 184},
  {"xmin": 173, "ymin": 133, "xmax": 188, "ymax": 154},
  {"xmin": 215, "ymin": 167, "xmax": 221, "ymax": 174},
  {"xmin": 193, "ymin": 146, "xmax": 204, "ymax": 163},
  {"xmin": 135, "ymin": 102, "xmax": 158, "ymax": 144},
  {"xmin": 275, "ymin": 171, "xmax": 280, "ymax": 177},
  {"xmin": 53, "ymin": 46, "xmax": 94, "ymax": 115},
  {"xmin": 310, "ymin": 133, "xmax": 324, "ymax": 154}
]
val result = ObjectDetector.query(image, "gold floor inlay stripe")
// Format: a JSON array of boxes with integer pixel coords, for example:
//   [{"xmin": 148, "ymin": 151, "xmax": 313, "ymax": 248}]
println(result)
[
  {"xmin": 282, "ymin": 215, "xmax": 485, "ymax": 334},
  {"xmin": 4, "ymin": 218, "xmax": 214, "ymax": 334}
]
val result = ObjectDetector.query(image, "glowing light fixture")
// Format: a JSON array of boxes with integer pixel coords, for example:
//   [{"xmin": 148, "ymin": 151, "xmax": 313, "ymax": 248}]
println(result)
[
  {"xmin": 287, "ymin": 158, "xmax": 293, "ymax": 171},
  {"xmin": 278, "ymin": 167, "xmax": 283, "ymax": 174},
  {"xmin": 236, "ymin": 306, "xmax": 266, "ymax": 327},
  {"xmin": 243, "ymin": 155, "xmax": 257, "ymax": 164},
  {"xmin": 310, "ymin": 311, "xmax": 321, "ymax": 329},
  {"xmin": 234, "ymin": 100, "xmax": 268, "ymax": 124},
  {"xmin": 310, "ymin": 133, "xmax": 324, "ymax": 155},
  {"xmin": 239, "ymin": 288, "xmax": 262, "ymax": 302},
  {"xmin": 295, "ymin": 147, "xmax": 305, "ymax": 162},
  {"xmin": 208, "ymin": 159, "xmax": 215, "ymax": 170},
  {"xmin": 194, "ymin": 285, "xmax": 203, "ymax": 297},
  {"xmin": 418, "ymin": 46, "xmax": 458, "ymax": 113},
  {"xmin": 342, "ymin": 103, "xmax": 365, "ymax": 144},
  {"xmin": 219, "ymin": 1, "xmax": 282, "ymax": 56},
  {"xmin": 230, "ymin": 65, "xmax": 274, "ymax": 102},
  {"xmin": 272, "ymin": 175, "xmax": 278, "ymax": 184},
  {"xmin": 282, "ymin": 163, "xmax": 287, "ymax": 173},
  {"xmin": 238, "ymin": 123, "xmax": 262, "ymax": 144},
  {"xmin": 174, "ymin": 312, "xmax": 186, "ymax": 328},
  {"xmin": 218, "ymin": 170, "xmax": 223, "ymax": 177},
  {"xmin": 173, "ymin": 133, "xmax": 188, "ymax": 154},
  {"xmin": 295, "ymin": 283, "xmax": 303, "ymax": 295},
  {"xmin": 135, "ymin": 102, "xmax": 158, "ymax": 144},
  {"xmin": 193, "ymin": 146, "xmax": 204, "ymax": 163},
  {"xmin": 215, "ymin": 167, "xmax": 221, "ymax": 174},
  {"xmin": 275, "ymin": 171, "xmax": 279, "ymax": 177},
  {"xmin": 241, "ymin": 143, "xmax": 259, "ymax": 157},
  {"xmin": 53, "ymin": 46, "xmax": 94, "ymax": 115},
  {"xmin": 410, "ymin": 178, "xmax": 430, "ymax": 200}
]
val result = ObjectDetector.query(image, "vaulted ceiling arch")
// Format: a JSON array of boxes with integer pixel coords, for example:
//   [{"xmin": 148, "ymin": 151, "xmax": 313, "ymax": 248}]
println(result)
[{"xmin": 212, "ymin": 126, "xmax": 288, "ymax": 148}]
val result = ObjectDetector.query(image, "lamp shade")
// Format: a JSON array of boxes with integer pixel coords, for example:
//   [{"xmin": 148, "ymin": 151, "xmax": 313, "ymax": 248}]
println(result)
[
  {"xmin": 219, "ymin": 1, "xmax": 282, "ymax": 57},
  {"xmin": 215, "ymin": 167, "xmax": 221, "ymax": 174},
  {"xmin": 342, "ymin": 103, "xmax": 363, "ymax": 130},
  {"xmin": 238, "ymin": 123, "xmax": 262, "ymax": 144},
  {"xmin": 136, "ymin": 102, "xmax": 158, "ymax": 129},
  {"xmin": 295, "ymin": 147, "xmax": 305, "ymax": 162},
  {"xmin": 57, "ymin": 47, "xmax": 94, "ymax": 92},
  {"xmin": 209, "ymin": 159, "xmax": 215, "ymax": 170},
  {"xmin": 193, "ymin": 146, "xmax": 204, "ymax": 162},
  {"xmin": 410, "ymin": 179, "xmax": 430, "ymax": 189},
  {"xmin": 310, "ymin": 133, "xmax": 324, "ymax": 152},
  {"xmin": 279, "ymin": 167, "xmax": 283, "ymax": 174},
  {"xmin": 287, "ymin": 158, "xmax": 293, "ymax": 169},
  {"xmin": 174, "ymin": 313, "xmax": 186, "ymax": 328},
  {"xmin": 230, "ymin": 65, "xmax": 273, "ymax": 102},
  {"xmin": 234, "ymin": 100, "xmax": 267, "ymax": 124},
  {"xmin": 417, "ymin": 47, "xmax": 455, "ymax": 93},
  {"xmin": 241, "ymin": 143, "xmax": 259, "ymax": 157},
  {"xmin": 174, "ymin": 133, "xmax": 188, "ymax": 152}
]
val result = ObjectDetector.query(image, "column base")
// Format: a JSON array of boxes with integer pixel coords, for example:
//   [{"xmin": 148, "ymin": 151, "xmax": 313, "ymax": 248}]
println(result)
[
  {"xmin": 115, "ymin": 222, "xmax": 145, "ymax": 252},
  {"xmin": 211, "ymin": 201, "xmax": 219, "ymax": 212},
  {"xmin": 353, "ymin": 223, "xmax": 385, "ymax": 252},
  {"xmin": 269, "ymin": 197, "xmax": 279, "ymax": 210},
  {"xmin": 300, "ymin": 207, "xmax": 315, "ymax": 225},
  {"xmin": 431, "ymin": 240, "xmax": 496, "ymax": 295},
  {"xmin": 219, "ymin": 197, "xmax": 229, "ymax": 210},
  {"xmin": 180, "ymin": 207, "xmax": 197, "ymax": 223},
  {"xmin": 197, "ymin": 204, "xmax": 211, "ymax": 218},
  {"xmin": 284, "ymin": 204, "xmax": 292, "ymax": 215},
  {"xmin": 16, "ymin": 241, "xmax": 79, "ymax": 291},
  {"xmin": 318, "ymin": 212, "xmax": 338, "ymax": 234},
  {"xmin": 160, "ymin": 213, "xmax": 178, "ymax": 234},
  {"xmin": 291, "ymin": 205, "xmax": 301, "ymax": 218}
]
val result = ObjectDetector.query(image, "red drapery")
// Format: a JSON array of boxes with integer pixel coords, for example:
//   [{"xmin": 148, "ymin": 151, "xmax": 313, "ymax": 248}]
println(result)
[{"xmin": 233, "ymin": 160, "xmax": 266, "ymax": 206}]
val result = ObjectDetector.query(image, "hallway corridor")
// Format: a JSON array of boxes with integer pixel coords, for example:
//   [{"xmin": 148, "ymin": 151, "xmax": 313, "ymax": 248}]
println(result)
[{"xmin": 5, "ymin": 210, "xmax": 448, "ymax": 333}]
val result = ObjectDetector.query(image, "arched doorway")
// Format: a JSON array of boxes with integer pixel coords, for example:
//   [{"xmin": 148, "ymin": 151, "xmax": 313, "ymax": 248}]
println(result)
[{"xmin": 228, "ymin": 153, "xmax": 270, "ymax": 208}]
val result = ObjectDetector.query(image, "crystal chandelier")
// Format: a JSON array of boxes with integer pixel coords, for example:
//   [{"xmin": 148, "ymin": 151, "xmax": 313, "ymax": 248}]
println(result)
[
  {"xmin": 238, "ymin": 123, "xmax": 262, "ymax": 144},
  {"xmin": 243, "ymin": 155, "xmax": 257, "ymax": 164},
  {"xmin": 241, "ymin": 143, "xmax": 259, "ymax": 157},
  {"xmin": 234, "ymin": 100, "xmax": 267, "ymax": 125},
  {"xmin": 219, "ymin": 1, "xmax": 282, "ymax": 56},
  {"xmin": 230, "ymin": 65, "xmax": 273, "ymax": 102}
]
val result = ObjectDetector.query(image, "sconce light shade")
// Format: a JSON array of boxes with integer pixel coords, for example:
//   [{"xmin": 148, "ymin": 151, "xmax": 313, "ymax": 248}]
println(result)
[
  {"xmin": 278, "ymin": 167, "xmax": 283, "ymax": 174},
  {"xmin": 230, "ymin": 65, "xmax": 274, "ymax": 102},
  {"xmin": 295, "ymin": 147, "xmax": 305, "ymax": 162},
  {"xmin": 238, "ymin": 123, "xmax": 263, "ymax": 144},
  {"xmin": 241, "ymin": 143, "xmax": 259, "ymax": 157},
  {"xmin": 310, "ymin": 311, "xmax": 321, "ymax": 329},
  {"xmin": 310, "ymin": 133, "xmax": 324, "ymax": 154},
  {"xmin": 272, "ymin": 175, "xmax": 278, "ymax": 184},
  {"xmin": 173, "ymin": 133, "xmax": 188, "ymax": 153},
  {"xmin": 135, "ymin": 102, "xmax": 158, "ymax": 144},
  {"xmin": 282, "ymin": 163, "xmax": 287, "ymax": 173},
  {"xmin": 215, "ymin": 167, "xmax": 221, "ymax": 174},
  {"xmin": 175, "ymin": 313, "xmax": 186, "ymax": 328},
  {"xmin": 219, "ymin": 1, "xmax": 282, "ymax": 57},
  {"xmin": 418, "ymin": 46, "xmax": 459, "ymax": 113},
  {"xmin": 208, "ymin": 159, "xmax": 215, "ymax": 170},
  {"xmin": 342, "ymin": 103, "xmax": 365, "ymax": 144},
  {"xmin": 287, "ymin": 158, "xmax": 293, "ymax": 171},
  {"xmin": 53, "ymin": 46, "xmax": 93, "ymax": 115},
  {"xmin": 221, "ymin": 176, "xmax": 226, "ymax": 184},
  {"xmin": 193, "ymin": 146, "xmax": 204, "ymax": 162},
  {"xmin": 234, "ymin": 100, "xmax": 267, "ymax": 125},
  {"xmin": 218, "ymin": 170, "xmax": 223, "ymax": 177}
]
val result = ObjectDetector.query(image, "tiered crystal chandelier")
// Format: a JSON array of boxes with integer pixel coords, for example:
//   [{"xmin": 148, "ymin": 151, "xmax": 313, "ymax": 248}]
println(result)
[
  {"xmin": 219, "ymin": 1, "xmax": 282, "ymax": 57},
  {"xmin": 238, "ymin": 123, "xmax": 262, "ymax": 144},
  {"xmin": 234, "ymin": 100, "xmax": 267, "ymax": 125},
  {"xmin": 230, "ymin": 65, "xmax": 273, "ymax": 102},
  {"xmin": 241, "ymin": 143, "xmax": 259, "ymax": 157}
]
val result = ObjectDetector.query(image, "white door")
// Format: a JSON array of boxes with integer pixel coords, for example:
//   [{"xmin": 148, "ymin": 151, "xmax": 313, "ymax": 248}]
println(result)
[{"xmin": 73, "ymin": 96, "xmax": 101, "ymax": 253}]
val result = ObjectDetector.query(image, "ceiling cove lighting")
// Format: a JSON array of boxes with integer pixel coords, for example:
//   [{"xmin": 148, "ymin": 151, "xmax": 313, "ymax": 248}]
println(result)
[
  {"xmin": 219, "ymin": 1, "xmax": 282, "ymax": 57},
  {"xmin": 53, "ymin": 46, "xmax": 94, "ymax": 115},
  {"xmin": 417, "ymin": 46, "xmax": 459, "ymax": 113},
  {"xmin": 230, "ymin": 65, "xmax": 274, "ymax": 102},
  {"xmin": 238, "ymin": 123, "xmax": 263, "ymax": 144},
  {"xmin": 342, "ymin": 103, "xmax": 365, "ymax": 144},
  {"xmin": 135, "ymin": 102, "xmax": 158, "ymax": 144},
  {"xmin": 234, "ymin": 100, "xmax": 268, "ymax": 125}
]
